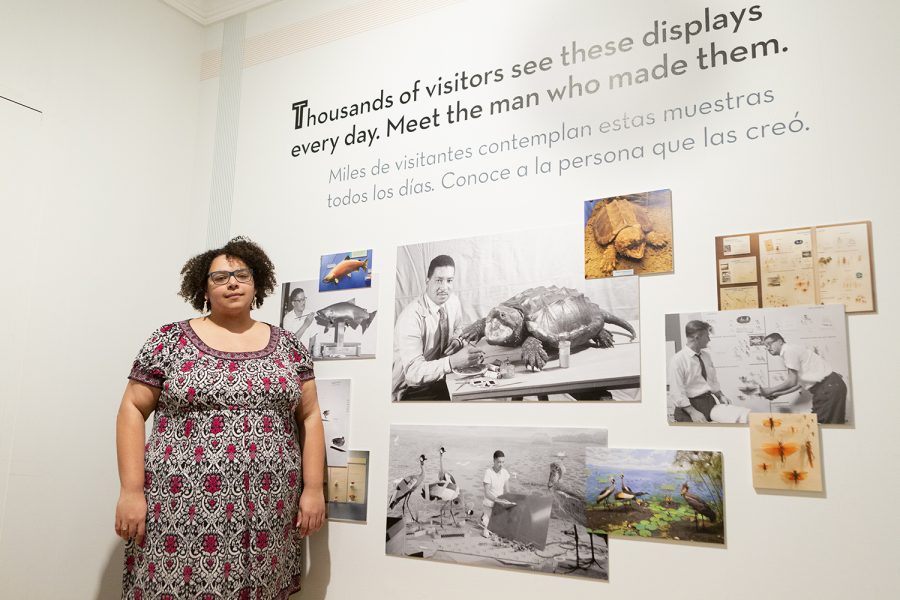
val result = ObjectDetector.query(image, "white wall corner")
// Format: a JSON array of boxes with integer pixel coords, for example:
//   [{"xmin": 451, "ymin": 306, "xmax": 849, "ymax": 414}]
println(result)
[{"xmin": 161, "ymin": 0, "xmax": 279, "ymax": 25}]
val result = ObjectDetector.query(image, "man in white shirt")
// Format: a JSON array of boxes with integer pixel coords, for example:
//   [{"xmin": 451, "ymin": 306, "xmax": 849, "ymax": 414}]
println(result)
[
  {"xmin": 392, "ymin": 255, "xmax": 484, "ymax": 401},
  {"xmin": 670, "ymin": 320, "xmax": 748, "ymax": 423},
  {"xmin": 282, "ymin": 287, "xmax": 314, "ymax": 340},
  {"xmin": 759, "ymin": 333, "xmax": 847, "ymax": 424},
  {"xmin": 481, "ymin": 450, "xmax": 515, "ymax": 537}
]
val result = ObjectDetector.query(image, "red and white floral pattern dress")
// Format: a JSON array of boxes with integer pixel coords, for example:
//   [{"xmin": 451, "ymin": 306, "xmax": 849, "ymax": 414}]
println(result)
[{"xmin": 122, "ymin": 321, "xmax": 314, "ymax": 600}]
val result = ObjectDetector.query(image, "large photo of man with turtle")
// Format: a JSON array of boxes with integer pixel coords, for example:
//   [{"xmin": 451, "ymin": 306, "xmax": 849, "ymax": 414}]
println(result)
[{"xmin": 392, "ymin": 225, "xmax": 641, "ymax": 402}]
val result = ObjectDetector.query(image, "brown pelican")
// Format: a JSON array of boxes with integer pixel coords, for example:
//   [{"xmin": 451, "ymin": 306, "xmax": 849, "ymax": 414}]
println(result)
[
  {"xmin": 680, "ymin": 482, "xmax": 716, "ymax": 529},
  {"xmin": 389, "ymin": 455, "xmax": 427, "ymax": 522},
  {"xmin": 421, "ymin": 447, "xmax": 462, "ymax": 526}
]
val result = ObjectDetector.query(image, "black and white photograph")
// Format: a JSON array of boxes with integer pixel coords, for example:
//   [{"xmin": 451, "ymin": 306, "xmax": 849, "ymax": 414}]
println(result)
[
  {"xmin": 386, "ymin": 425, "xmax": 609, "ymax": 580},
  {"xmin": 317, "ymin": 379, "xmax": 351, "ymax": 467},
  {"xmin": 666, "ymin": 304, "xmax": 851, "ymax": 424},
  {"xmin": 391, "ymin": 226, "xmax": 641, "ymax": 402},
  {"xmin": 280, "ymin": 279, "xmax": 377, "ymax": 360}
]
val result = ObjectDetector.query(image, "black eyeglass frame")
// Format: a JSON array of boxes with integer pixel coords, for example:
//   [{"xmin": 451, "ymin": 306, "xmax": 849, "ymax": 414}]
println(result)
[{"xmin": 207, "ymin": 268, "xmax": 254, "ymax": 286}]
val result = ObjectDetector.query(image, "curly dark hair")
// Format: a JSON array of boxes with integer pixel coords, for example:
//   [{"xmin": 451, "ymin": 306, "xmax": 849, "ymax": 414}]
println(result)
[{"xmin": 178, "ymin": 236, "xmax": 277, "ymax": 312}]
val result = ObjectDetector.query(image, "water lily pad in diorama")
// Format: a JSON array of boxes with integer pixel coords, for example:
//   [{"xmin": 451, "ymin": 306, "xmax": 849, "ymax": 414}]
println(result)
[
  {"xmin": 638, "ymin": 529, "xmax": 652, "ymax": 537},
  {"xmin": 646, "ymin": 522, "xmax": 659, "ymax": 531}
]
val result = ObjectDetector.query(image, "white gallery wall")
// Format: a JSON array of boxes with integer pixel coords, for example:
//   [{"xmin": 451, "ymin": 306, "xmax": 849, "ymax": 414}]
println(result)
[
  {"xmin": 221, "ymin": 1, "xmax": 900, "ymax": 599},
  {"xmin": 0, "ymin": 1, "xmax": 206, "ymax": 597},
  {"xmin": 0, "ymin": 0, "xmax": 898, "ymax": 598}
]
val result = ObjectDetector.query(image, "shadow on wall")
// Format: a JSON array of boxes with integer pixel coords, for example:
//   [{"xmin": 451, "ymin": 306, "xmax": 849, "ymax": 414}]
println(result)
[
  {"xmin": 96, "ymin": 540, "xmax": 125, "ymax": 599},
  {"xmin": 296, "ymin": 523, "xmax": 332, "ymax": 599}
]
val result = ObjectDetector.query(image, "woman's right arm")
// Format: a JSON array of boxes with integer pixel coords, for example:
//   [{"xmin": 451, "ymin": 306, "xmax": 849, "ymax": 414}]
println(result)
[{"xmin": 115, "ymin": 380, "xmax": 160, "ymax": 544}]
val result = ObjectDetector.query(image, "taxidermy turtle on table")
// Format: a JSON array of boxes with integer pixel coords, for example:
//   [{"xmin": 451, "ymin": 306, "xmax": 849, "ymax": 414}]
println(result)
[{"xmin": 449, "ymin": 285, "xmax": 636, "ymax": 370}]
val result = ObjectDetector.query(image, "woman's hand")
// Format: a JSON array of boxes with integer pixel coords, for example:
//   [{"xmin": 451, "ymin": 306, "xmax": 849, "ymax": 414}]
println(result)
[
  {"xmin": 295, "ymin": 487, "xmax": 326, "ymax": 536},
  {"xmin": 115, "ymin": 489, "xmax": 147, "ymax": 544}
]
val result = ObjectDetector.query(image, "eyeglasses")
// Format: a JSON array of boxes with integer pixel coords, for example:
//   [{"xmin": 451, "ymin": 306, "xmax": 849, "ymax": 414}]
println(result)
[{"xmin": 207, "ymin": 268, "xmax": 253, "ymax": 286}]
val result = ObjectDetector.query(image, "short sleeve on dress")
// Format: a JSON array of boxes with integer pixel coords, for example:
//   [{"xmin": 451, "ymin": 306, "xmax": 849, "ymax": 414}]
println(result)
[
  {"xmin": 284, "ymin": 329, "xmax": 315, "ymax": 383},
  {"xmin": 128, "ymin": 324, "xmax": 174, "ymax": 389}
]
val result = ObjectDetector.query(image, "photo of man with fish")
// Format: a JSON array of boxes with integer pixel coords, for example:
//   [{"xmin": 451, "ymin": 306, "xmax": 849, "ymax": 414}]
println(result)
[
  {"xmin": 280, "ymin": 278, "xmax": 378, "ymax": 360},
  {"xmin": 393, "ymin": 226, "xmax": 641, "ymax": 402}
]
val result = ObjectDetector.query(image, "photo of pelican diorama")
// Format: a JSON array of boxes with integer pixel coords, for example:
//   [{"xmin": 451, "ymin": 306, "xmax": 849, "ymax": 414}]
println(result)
[
  {"xmin": 386, "ymin": 425, "xmax": 609, "ymax": 580},
  {"xmin": 318, "ymin": 249, "xmax": 373, "ymax": 292},
  {"xmin": 317, "ymin": 378, "xmax": 351, "ymax": 468},
  {"xmin": 328, "ymin": 450, "xmax": 370, "ymax": 522},
  {"xmin": 749, "ymin": 414, "xmax": 822, "ymax": 491},
  {"xmin": 585, "ymin": 448, "xmax": 725, "ymax": 545},
  {"xmin": 392, "ymin": 226, "xmax": 641, "ymax": 402},
  {"xmin": 584, "ymin": 189, "xmax": 673, "ymax": 279},
  {"xmin": 665, "ymin": 304, "xmax": 851, "ymax": 424},
  {"xmin": 280, "ymin": 279, "xmax": 377, "ymax": 360}
]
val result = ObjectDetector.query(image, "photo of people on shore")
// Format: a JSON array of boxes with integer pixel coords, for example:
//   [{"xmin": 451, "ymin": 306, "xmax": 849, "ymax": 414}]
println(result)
[
  {"xmin": 386, "ymin": 424, "xmax": 609, "ymax": 580},
  {"xmin": 665, "ymin": 304, "xmax": 850, "ymax": 424},
  {"xmin": 585, "ymin": 448, "xmax": 725, "ymax": 545},
  {"xmin": 392, "ymin": 226, "xmax": 641, "ymax": 402}
]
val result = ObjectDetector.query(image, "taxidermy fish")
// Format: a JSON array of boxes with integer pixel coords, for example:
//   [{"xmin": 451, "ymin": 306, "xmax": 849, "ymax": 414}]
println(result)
[
  {"xmin": 322, "ymin": 255, "xmax": 368, "ymax": 284},
  {"xmin": 315, "ymin": 299, "xmax": 377, "ymax": 333}
]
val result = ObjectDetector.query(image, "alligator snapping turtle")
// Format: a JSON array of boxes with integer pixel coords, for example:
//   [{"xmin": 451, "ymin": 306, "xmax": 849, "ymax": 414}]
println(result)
[
  {"xmin": 450, "ymin": 285, "xmax": 636, "ymax": 370},
  {"xmin": 591, "ymin": 198, "xmax": 667, "ymax": 276}
]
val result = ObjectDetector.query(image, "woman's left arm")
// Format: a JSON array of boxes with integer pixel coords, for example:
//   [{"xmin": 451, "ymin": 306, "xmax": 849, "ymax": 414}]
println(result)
[{"xmin": 295, "ymin": 378, "xmax": 326, "ymax": 536}]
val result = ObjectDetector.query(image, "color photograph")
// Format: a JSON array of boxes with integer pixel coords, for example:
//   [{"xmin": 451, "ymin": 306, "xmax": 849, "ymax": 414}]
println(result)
[
  {"xmin": 665, "ymin": 304, "xmax": 850, "ymax": 424},
  {"xmin": 386, "ymin": 425, "xmax": 609, "ymax": 580},
  {"xmin": 280, "ymin": 279, "xmax": 377, "ymax": 360},
  {"xmin": 585, "ymin": 449, "xmax": 725, "ymax": 545},
  {"xmin": 392, "ymin": 226, "xmax": 640, "ymax": 402},
  {"xmin": 749, "ymin": 414, "xmax": 822, "ymax": 491},
  {"xmin": 584, "ymin": 189, "xmax": 673, "ymax": 279},
  {"xmin": 328, "ymin": 450, "xmax": 370, "ymax": 522},
  {"xmin": 318, "ymin": 249, "xmax": 373, "ymax": 292}
]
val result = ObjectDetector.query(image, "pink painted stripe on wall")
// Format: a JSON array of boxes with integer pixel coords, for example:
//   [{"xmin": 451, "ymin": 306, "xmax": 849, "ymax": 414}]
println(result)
[{"xmin": 200, "ymin": 0, "xmax": 462, "ymax": 80}]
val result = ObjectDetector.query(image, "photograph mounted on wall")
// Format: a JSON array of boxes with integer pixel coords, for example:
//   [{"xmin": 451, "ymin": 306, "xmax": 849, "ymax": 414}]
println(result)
[
  {"xmin": 585, "ymin": 448, "xmax": 725, "ymax": 545},
  {"xmin": 749, "ymin": 414, "xmax": 822, "ymax": 492},
  {"xmin": 386, "ymin": 424, "xmax": 609, "ymax": 580},
  {"xmin": 318, "ymin": 249, "xmax": 373, "ymax": 292},
  {"xmin": 584, "ymin": 189, "xmax": 673, "ymax": 279},
  {"xmin": 392, "ymin": 226, "xmax": 641, "ymax": 402},
  {"xmin": 316, "ymin": 378, "xmax": 351, "ymax": 468},
  {"xmin": 714, "ymin": 221, "xmax": 875, "ymax": 313},
  {"xmin": 328, "ymin": 450, "xmax": 370, "ymax": 522},
  {"xmin": 280, "ymin": 279, "xmax": 377, "ymax": 360},
  {"xmin": 665, "ymin": 304, "xmax": 851, "ymax": 425}
]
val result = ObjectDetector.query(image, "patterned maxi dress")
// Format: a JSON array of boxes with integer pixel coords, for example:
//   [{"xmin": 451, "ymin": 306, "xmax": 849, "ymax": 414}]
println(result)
[{"xmin": 122, "ymin": 321, "xmax": 314, "ymax": 600}]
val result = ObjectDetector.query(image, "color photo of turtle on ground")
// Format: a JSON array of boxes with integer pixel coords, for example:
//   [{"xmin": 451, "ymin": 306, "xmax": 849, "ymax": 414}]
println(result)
[
  {"xmin": 585, "ymin": 448, "xmax": 725, "ymax": 545},
  {"xmin": 584, "ymin": 189, "xmax": 673, "ymax": 279},
  {"xmin": 392, "ymin": 226, "xmax": 641, "ymax": 402},
  {"xmin": 280, "ymin": 279, "xmax": 377, "ymax": 360}
]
